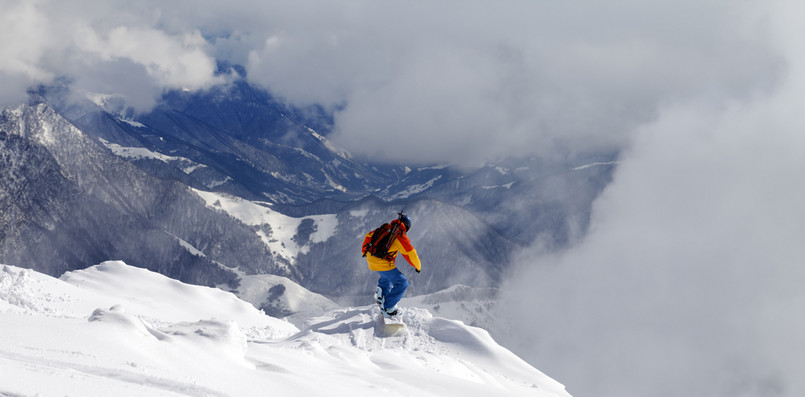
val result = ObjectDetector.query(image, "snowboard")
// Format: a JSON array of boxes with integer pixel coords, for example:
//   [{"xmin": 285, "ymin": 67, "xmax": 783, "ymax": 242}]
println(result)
[{"xmin": 377, "ymin": 308, "xmax": 406, "ymax": 337}]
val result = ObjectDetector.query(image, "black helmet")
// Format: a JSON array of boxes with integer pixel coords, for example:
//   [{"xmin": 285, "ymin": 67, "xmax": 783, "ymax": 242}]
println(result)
[{"xmin": 398, "ymin": 213, "xmax": 411, "ymax": 232}]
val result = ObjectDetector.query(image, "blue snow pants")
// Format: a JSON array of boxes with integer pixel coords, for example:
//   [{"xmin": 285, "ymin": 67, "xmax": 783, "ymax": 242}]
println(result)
[{"xmin": 377, "ymin": 268, "xmax": 409, "ymax": 310}]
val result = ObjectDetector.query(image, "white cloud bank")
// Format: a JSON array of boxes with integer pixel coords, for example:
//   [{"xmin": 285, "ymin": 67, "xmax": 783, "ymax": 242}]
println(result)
[
  {"xmin": 0, "ymin": 0, "xmax": 784, "ymax": 166},
  {"xmin": 244, "ymin": 1, "xmax": 782, "ymax": 165},
  {"xmin": 495, "ymin": 2, "xmax": 805, "ymax": 396},
  {"xmin": 0, "ymin": 0, "xmax": 222, "ymax": 110}
]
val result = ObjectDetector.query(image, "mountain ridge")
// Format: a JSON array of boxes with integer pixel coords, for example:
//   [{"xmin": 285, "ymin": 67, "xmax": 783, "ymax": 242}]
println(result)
[{"xmin": 1, "ymin": 83, "xmax": 614, "ymax": 299}]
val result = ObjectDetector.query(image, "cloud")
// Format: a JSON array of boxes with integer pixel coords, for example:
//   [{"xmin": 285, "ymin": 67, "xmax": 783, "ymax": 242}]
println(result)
[
  {"xmin": 1, "ymin": 0, "xmax": 783, "ymax": 164},
  {"xmin": 0, "ymin": 0, "xmax": 53, "ymax": 105},
  {"xmin": 75, "ymin": 26, "xmax": 219, "ymax": 90},
  {"xmin": 243, "ymin": 1, "xmax": 783, "ymax": 165},
  {"xmin": 0, "ymin": 0, "xmax": 221, "ymax": 112},
  {"xmin": 493, "ymin": 3, "xmax": 805, "ymax": 396}
]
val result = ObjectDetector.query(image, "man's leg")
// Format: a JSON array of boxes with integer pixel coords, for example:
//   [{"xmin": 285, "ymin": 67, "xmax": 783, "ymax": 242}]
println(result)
[
  {"xmin": 379, "ymin": 268, "xmax": 408, "ymax": 310},
  {"xmin": 377, "ymin": 272, "xmax": 392, "ymax": 300}
]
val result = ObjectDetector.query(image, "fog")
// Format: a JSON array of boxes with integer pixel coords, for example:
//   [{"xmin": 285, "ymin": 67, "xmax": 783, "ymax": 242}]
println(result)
[{"xmin": 495, "ymin": 4, "xmax": 805, "ymax": 394}]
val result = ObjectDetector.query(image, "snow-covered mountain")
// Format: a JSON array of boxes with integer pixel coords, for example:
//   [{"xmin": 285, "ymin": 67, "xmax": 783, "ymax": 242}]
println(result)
[
  {"xmin": 45, "ymin": 79, "xmax": 614, "ymax": 246},
  {"xmin": 0, "ymin": 84, "xmax": 613, "ymax": 301},
  {"xmin": 0, "ymin": 262, "xmax": 570, "ymax": 397},
  {"xmin": 44, "ymin": 81, "xmax": 398, "ymax": 204},
  {"xmin": 0, "ymin": 102, "xmax": 272, "ymax": 285}
]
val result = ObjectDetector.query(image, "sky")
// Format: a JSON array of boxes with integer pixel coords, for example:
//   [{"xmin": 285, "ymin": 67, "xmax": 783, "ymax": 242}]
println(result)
[
  {"xmin": 3, "ymin": 1, "xmax": 805, "ymax": 396},
  {"xmin": 0, "ymin": 0, "xmax": 784, "ymax": 166}
]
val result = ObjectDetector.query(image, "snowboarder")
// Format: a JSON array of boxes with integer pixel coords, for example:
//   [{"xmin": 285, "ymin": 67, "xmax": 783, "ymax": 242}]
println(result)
[{"xmin": 361, "ymin": 212, "xmax": 422, "ymax": 318}]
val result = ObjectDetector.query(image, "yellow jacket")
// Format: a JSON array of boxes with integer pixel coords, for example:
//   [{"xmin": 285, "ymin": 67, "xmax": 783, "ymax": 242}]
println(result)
[{"xmin": 362, "ymin": 225, "xmax": 422, "ymax": 272}]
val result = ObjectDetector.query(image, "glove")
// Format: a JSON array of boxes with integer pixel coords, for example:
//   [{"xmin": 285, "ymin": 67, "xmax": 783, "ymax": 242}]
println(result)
[{"xmin": 415, "ymin": 269, "xmax": 420, "ymax": 273}]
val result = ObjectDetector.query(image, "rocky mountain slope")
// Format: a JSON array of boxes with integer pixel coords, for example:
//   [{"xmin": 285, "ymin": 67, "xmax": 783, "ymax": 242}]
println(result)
[{"xmin": 0, "ymin": 83, "xmax": 614, "ymax": 300}]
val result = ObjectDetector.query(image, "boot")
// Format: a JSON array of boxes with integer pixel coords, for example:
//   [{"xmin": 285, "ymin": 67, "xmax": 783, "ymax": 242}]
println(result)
[{"xmin": 374, "ymin": 286, "xmax": 384, "ymax": 307}]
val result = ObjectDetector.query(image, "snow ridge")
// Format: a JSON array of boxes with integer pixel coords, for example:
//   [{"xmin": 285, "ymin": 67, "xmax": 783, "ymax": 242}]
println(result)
[{"xmin": 0, "ymin": 262, "xmax": 569, "ymax": 397}]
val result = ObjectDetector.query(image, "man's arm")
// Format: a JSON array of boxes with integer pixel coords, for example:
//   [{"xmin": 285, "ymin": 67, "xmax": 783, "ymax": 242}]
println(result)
[{"xmin": 395, "ymin": 234, "xmax": 421, "ymax": 271}]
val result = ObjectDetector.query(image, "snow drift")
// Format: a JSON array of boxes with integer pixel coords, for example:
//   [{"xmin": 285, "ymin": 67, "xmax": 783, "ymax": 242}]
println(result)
[{"xmin": 0, "ymin": 261, "xmax": 569, "ymax": 396}]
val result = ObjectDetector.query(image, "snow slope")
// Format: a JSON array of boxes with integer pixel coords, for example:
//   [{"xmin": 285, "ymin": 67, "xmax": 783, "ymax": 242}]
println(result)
[
  {"xmin": 193, "ymin": 189, "xmax": 338, "ymax": 263},
  {"xmin": 230, "ymin": 272, "xmax": 340, "ymax": 323},
  {"xmin": 0, "ymin": 262, "xmax": 569, "ymax": 397}
]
